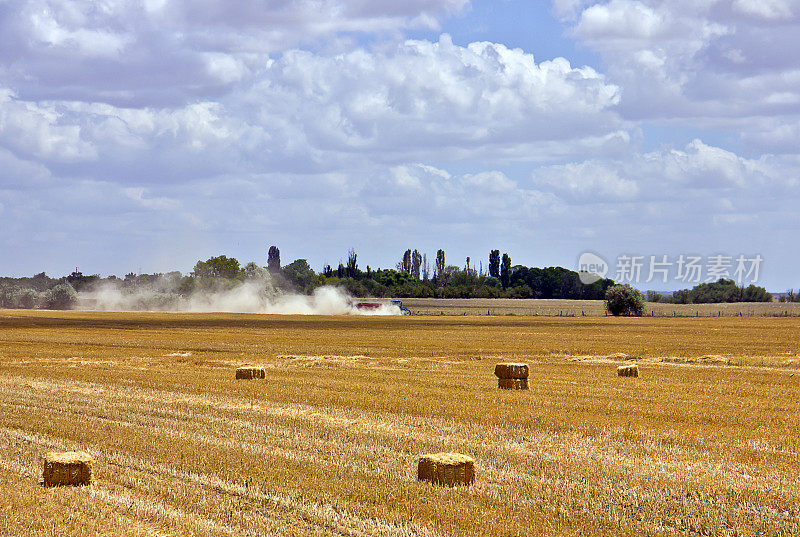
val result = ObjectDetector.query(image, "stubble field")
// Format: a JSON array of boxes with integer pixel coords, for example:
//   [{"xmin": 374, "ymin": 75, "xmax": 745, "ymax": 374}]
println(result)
[
  {"xmin": 400, "ymin": 298, "xmax": 800, "ymax": 317},
  {"xmin": 0, "ymin": 309, "xmax": 799, "ymax": 536}
]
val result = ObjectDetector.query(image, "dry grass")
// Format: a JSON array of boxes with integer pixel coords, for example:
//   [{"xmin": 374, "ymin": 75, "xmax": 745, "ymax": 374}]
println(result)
[{"xmin": 0, "ymin": 309, "xmax": 799, "ymax": 535}]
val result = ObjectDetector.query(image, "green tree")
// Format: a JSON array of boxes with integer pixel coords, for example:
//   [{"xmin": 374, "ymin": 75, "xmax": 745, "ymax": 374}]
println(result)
[
  {"xmin": 500, "ymin": 253, "xmax": 511, "ymax": 289},
  {"xmin": 347, "ymin": 248, "xmax": 358, "ymax": 278},
  {"xmin": 66, "ymin": 270, "xmax": 99, "ymax": 291},
  {"xmin": 411, "ymin": 250, "xmax": 422, "ymax": 279},
  {"xmin": 665, "ymin": 279, "xmax": 772, "ymax": 304},
  {"xmin": 15, "ymin": 288, "xmax": 38, "ymax": 309},
  {"xmin": 243, "ymin": 262, "xmax": 268, "ymax": 280},
  {"xmin": 646, "ymin": 290, "xmax": 663, "ymax": 302},
  {"xmin": 489, "ymin": 250, "xmax": 500, "ymax": 278},
  {"xmin": 435, "ymin": 249, "xmax": 445, "ymax": 286},
  {"xmin": 267, "ymin": 246, "xmax": 281, "ymax": 273},
  {"xmin": 192, "ymin": 255, "xmax": 242, "ymax": 279},
  {"xmin": 741, "ymin": 284, "xmax": 772, "ymax": 302},
  {"xmin": 400, "ymin": 249, "xmax": 412, "ymax": 274},
  {"xmin": 283, "ymin": 259, "xmax": 316, "ymax": 291},
  {"xmin": 605, "ymin": 284, "xmax": 645, "ymax": 316},
  {"xmin": 45, "ymin": 283, "xmax": 78, "ymax": 310}
]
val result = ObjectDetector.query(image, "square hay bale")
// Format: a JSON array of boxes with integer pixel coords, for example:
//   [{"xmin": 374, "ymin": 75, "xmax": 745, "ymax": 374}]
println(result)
[
  {"xmin": 417, "ymin": 452, "xmax": 474, "ymax": 487},
  {"xmin": 494, "ymin": 362, "xmax": 529, "ymax": 379},
  {"xmin": 43, "ymin": 451, "xmax": 92, "ymax": 486},
  {"xmin": 235, "ymin": 365, "xmax": 265, "ymax": 379},
  {"xmin": 617, "ymin": 364, "xmax": 639, "ymax": 378},
  {"xmin": 498, "ymin": 378, "xmax": 529, "ymax": 390}
]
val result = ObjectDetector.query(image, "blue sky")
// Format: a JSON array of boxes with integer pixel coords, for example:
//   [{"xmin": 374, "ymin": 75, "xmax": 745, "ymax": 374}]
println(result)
[{"xmin": 1, "ymin": 0, "xmax": 799, "ymax": 291}]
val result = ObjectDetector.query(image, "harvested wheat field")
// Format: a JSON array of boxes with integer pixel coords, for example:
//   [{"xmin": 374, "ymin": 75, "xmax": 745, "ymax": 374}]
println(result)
[
  {"xmin": 401, "ymin": 297, "xmax": 800, "ymax": 317},
  {"xmin": 0, "ymin": 309, "xmax": 799, "ymax": 536}
]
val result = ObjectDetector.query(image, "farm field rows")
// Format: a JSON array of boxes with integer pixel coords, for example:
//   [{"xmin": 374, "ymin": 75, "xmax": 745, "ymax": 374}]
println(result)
[
  {"xmin": 0, "ymin": 310, "xmax": 799, "ymax": 536},
  {"xmin": 401, "ymin": 297, "xmax": 800, "ymax": 317}
]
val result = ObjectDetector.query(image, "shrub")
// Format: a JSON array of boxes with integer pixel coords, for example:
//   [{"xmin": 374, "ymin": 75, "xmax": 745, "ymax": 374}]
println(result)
[
  {"xmin": 0, "ymin": 285, "xmax": 39, "ymax": 308},
  {"xmin": 605, "ymin": 284, "xmax": 645, "ymax": 316},
  {"xmin": 14, "ymin": 288, "xmax": 38, "ymax": 309},
  {"xmin": 45, "ymin": 283, "xmax": 78, "ymax": 310},
  {"xmin": 0, "ymin": 284, "xmax": 17, "ymax": 308}
]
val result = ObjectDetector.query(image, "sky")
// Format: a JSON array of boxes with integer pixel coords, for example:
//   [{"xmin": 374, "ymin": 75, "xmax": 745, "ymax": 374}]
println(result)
[{"xmin": 1, "ymin": 0, "xmax": 799, "ymax": 291}]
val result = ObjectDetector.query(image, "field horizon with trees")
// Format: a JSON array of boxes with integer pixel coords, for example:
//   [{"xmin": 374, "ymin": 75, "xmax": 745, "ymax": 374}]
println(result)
[{"xmin": 0, "ymin": 246, "xmax": 781, "ymax": 311}]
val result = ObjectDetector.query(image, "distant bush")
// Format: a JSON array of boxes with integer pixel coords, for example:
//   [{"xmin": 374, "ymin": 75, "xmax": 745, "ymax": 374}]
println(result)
[
  {"xmin": 0, "ymin": 285, "xmax": 39, "ymax": 308},
  {"xmin": 44, "ymin": 283, "xmax": 78, "ymax": 310},
  {"xmin": 14, "ymin": 288, "xmax": 39, "ymax": 309},
  {"xmin": 605, "ymin": 284, "xmax": 645, "ymax": 316},
  {"xmin": 661, "ymin": 279, "xmax": 772, "ymax": 304},
  {"xmin": 0, "ymin": 284, "xmax": 15, "ymax": 308}
]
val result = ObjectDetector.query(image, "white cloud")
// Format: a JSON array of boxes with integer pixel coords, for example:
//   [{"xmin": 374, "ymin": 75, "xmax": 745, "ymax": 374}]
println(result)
[
  {"xmin": 532, "ymin": 160, "xmax": 639, "ymax": 201},
  {"xmin": 561, "ymin": 0, "xmax": 800, "ymax": 137},
  {"xmin": 575, "ymin": 1, "xmax": 668, "ymax": 40},
  {"xmin": 0, "ymin": 89, "xmax": 96, "ymax": 162},
  {"xmin": 531, "ymin": 139, "xmax": 792, "ymax": 207},
  {"xmin": 239, "ymin": 35, "xmax": 621, "ymax": 162},
  {"xmin": 123, "ymin": 187, "xmax": 181, "ymax": 211},
  {"xmin": 0, "ymin": 0, "xmax": 471, "ymax": 106},
  {"xmin": 27, "ymin": 7, "xmax": 131, "ymax": 58},
  {"xmin": 0, "ymin": 36, "xmax": 625, "ymax": 188},
  {"xmin": 732, "ymin": 0, "xmax": 795, "ymax": 20},
  {"xmin": 740, "ymin": 117, "xmax": 800, "ymax": 153},
  {"xmin": 202, "ymin": 53, "xmax": 251, "ymax": 85},
  {"xmin": 363, "ymin": 164, "xmax": 561, "ymax": 227}
]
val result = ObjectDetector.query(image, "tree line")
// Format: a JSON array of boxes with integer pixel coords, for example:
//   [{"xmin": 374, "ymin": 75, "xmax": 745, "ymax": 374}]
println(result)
[
  {"xmin": 647, "ymin": 278, "xmax": 772, "ymax": 304},
  {"xmin": 313, "ymin": 247, "xmax": 614, "ymax": 300},
  {"xmin": 0, "ymin": 246, "xmax": 775, "ymax": 309}
]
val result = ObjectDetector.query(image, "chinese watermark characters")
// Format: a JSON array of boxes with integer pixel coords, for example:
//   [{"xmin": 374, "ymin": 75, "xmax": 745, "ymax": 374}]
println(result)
[{"xmin": 578, "ymin": 253, "xmax": 763, "ymax": 285}]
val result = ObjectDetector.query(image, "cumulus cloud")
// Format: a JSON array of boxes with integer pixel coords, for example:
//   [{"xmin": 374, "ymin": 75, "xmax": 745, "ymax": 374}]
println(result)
[
  {"xmin": 560, "ymin": 0, "xmax": 800, "ymax": 139},
  {"xmin": 364, "ymin": 164, "xmax": 560, "ymax": 225},
  {"xmin": 575, "ymin": 1, "xmax": 670, "ymax": 40},
  {"xmin": 531, "ymin": 139, "xmax": 793, "ymax": 205},
  {"xmin": 0, "ymin": 89, "xmax": 96, "ymax": 162},
  {"xmin": 731, "ymin": 0, "xmax": 795, "ymax": 20},
  {"xmin": 0, "ymin": 35, "xmax": 625, "ymax": 189},
  {"xmin": 532, "ymin": 161, "xmax": 639, "ymax": 201},
  {"xmin": 740, "ymin": 117, "xmax": 800, "ymax": 153},
  {"xmin": 244, "ymin": 35, "xmax": 621, "ymax": 160},
  {"xmin": 0, "ymin": 0, "xmax": 469, "ymax": 106}
]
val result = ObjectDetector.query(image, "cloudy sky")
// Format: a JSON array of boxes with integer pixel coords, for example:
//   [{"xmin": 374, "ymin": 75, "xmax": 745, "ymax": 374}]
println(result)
[{"xmin": 1, "ymin": 0, "xmax": 799, "ymax": 290}]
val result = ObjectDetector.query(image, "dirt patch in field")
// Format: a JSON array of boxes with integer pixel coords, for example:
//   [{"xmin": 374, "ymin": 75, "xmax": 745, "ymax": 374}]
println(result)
[{"xmin": 560, "ymin": 353, "xmax": 643, "ymax": 364}]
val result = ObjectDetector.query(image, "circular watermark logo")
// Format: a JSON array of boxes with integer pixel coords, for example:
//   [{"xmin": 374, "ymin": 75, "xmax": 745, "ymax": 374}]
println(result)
[{"xmin": 577, "ymin": 252, "xmax": 609, "ymax": 284}]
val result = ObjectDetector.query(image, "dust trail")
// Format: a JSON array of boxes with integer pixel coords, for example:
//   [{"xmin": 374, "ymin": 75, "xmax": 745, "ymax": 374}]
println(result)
[{"xmin": 77, "ymin": 281, "xmax": 400, "ymax": 315}]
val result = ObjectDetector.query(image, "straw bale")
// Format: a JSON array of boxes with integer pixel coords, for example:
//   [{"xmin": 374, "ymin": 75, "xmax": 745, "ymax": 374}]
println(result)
[
  {"xmin": 236, "ymin": 366, "xmax": 265, "ymax": 379},
  {"xmin": 494, "ymin": 362, "xmax": 529, "ymax": 379},
  {"xmin": 417, "ymin": 452, "xmax": 474, "ymax": 486},
  {"xmin": 617, "ymin": 364, "xmax": 639, "ymax": 377},
  {"xmin": 43, "ymin": 451, "xmax": 92, "ymax": 486},
  {"xmin": 498, "ymin": 378, "xmax": 528, "ymax": 390}
]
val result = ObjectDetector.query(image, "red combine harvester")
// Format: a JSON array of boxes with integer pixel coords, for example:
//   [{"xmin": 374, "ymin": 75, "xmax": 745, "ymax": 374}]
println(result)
[{"xmin": 353, "ymin": 300, "xmax": 410, "ymax": 314}]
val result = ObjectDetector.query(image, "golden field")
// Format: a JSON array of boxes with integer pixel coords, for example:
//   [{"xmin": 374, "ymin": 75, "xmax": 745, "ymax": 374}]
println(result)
[
  {"xmin": 401, "ymin": 297, "xmax": 800, "ymax": 317},
  {"xmin": 0, "ymin": 309, "xmax": 799, "ymax": 536}
]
